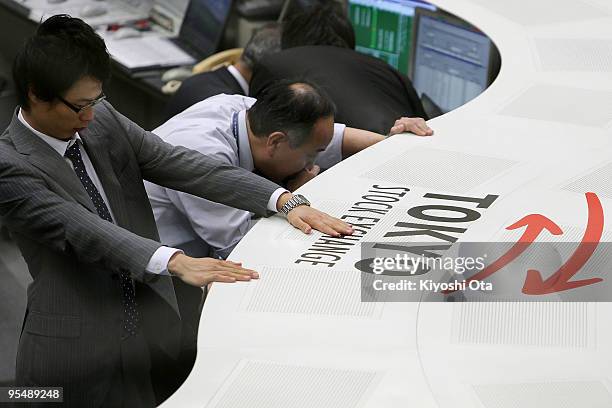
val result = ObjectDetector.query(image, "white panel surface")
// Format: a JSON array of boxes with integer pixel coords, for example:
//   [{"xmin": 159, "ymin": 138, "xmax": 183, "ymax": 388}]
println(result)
[
  {"xmin": 474, "ymin": 381, "xmax": 612, "ymax": 408},
  {"xmin": 534, "ymin": 39, "xmax": 612, "ymax": 72},
  {"xmin": 160, "ymin": 1, "xmax": 612, "ymax": 407},
  {"xmin": 563, "ymin": 162, "xmax": 612, "ymax": 200},
  {"xmin": 239, "ymin": 266, "xmax": 383, "ymax": 318},
  {"xmin": 498, "ymin": 85, "xmax": 612, "ymax": 127},
  {"xmin": 451, "ymin": 302, "xmax": 595, "ymax": 348},
  {"xmin": 209, "ymin": 361, "xmax": 377, "ymax": 408},
  {"xmin": 467, "ymin": 0, "xmax": 611, "ymax": 25},
  {"xmin": 361, "ymin": 147, "xmax": 519, "ymax": 193}
]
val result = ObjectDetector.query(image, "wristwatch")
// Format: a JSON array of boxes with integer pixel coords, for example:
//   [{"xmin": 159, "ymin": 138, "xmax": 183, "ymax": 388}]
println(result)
[{"xmin": 279, "ymin": 194, "xmax": 311, "ymax": 215}]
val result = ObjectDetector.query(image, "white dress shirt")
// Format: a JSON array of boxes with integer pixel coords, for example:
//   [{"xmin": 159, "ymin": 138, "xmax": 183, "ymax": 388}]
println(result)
[
  {"xmin": 18, "ymin": 109, "xmax": 179, "ymax": 275},
  {"xmin": 145, "ymin": 94, "xmax": 345, "ymax": 259},
  {"xmin": 227, "ymin": 65, "xmax": 249, "ymax": 95}
]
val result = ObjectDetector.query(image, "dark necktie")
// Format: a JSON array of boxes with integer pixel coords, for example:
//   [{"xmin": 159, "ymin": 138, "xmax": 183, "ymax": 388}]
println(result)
[{"xmin": 64, "ymin": 141, "xmax": 139, "ymax": 337}]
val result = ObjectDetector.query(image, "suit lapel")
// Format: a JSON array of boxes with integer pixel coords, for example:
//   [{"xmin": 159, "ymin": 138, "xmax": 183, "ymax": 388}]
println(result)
[
  {"xmin": 8, "ymin": 111, "xmax": 96, "ymax": 213},
  {"xmin": 79, "ymin": 127, "xmax": 132, "ymax": 229}
]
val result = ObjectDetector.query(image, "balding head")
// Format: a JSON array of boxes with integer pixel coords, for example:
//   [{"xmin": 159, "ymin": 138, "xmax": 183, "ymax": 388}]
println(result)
[
  {"xmin": 246, "ymin": 80, "xmax": 337, "ymax": 183},
  {"xmin": 248, "ymin": 79, "xmax": 336, "ymax": 148}
]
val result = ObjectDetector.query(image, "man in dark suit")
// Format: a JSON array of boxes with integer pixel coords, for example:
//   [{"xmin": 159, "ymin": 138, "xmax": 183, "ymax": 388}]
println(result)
[
  {"xmin": 250, "ymin": 3, "xmax": 428, "ymax": 135},
  {"xmin": 0, "ymin": 15, "xmax": 351, "ymax": 407},
  {"xmin": 164, "ymin": 24, "xmax": 281, "ymax": 120}
]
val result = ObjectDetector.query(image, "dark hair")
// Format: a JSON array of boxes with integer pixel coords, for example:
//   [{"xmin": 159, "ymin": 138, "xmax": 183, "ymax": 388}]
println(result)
[
  {"xmin": 241, "ymin": 23, "xmax": 281, "ymax": 70},
  {"xmin": 247, "ymin": 80, "xmax": 336, "ymax": 148},
  {"xmin": 281, "ymin": 2, "xmax": 356, "ymax": 50},
  {"xmin": 13, "ymin": 14, "xmax": 111, "ymax": 110}
]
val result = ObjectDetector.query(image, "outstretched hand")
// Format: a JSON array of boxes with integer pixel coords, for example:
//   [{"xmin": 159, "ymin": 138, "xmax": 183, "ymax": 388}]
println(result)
[
  {"xmin": 287, "ymin": 205, "xmax": 353, "ymax": 237},
  {"xmin": 388, "ymin": 117, "xmax": 433, "ymax": 136},
  {"xmin": 277, "ymin": 192, "xmax": 353, "ymax": 236},
  {"xmin": 168, "ymin": 253, "xmax": 259, "ymax": 287}
]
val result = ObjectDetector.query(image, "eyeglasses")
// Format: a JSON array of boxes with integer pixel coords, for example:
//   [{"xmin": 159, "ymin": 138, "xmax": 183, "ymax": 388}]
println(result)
[{"xmin": 58, "ymin": 92, "xmax": 106, "ymax": 115}]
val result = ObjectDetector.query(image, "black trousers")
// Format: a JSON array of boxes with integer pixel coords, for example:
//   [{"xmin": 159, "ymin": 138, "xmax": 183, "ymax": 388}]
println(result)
[
  {"xmin": 101, "ymin": 333, "xmax": 156, "ymax": 408},
  {"xmin": 149, "ymin": 241, "xmax": 208, "ymax": 406},
  {"xmin": 149, "ymin": 280, "xmax": 206, "ymax": 405}
]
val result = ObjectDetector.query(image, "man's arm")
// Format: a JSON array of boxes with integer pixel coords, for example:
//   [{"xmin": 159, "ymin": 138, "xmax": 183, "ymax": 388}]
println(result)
[
  {"xmin": 0, "ymin": 154, "xmax": 264, "ymax": 287},
  {"xmin": 342, "ymin": 119, "xmax": 434, "ymax": 158},
  {"xmin": 0, "ymin": 155, "xmax": 160, "ymax": 281},
  {"xmin": 289, "ymin": 119, "xmax": 435, "ymax": 191},
  {"xmin": 341, "ymin": 127, "xmax": 385, "ymax": 159},
  {"xmin": 105, "ymin": 103, "xmax": 278, "ymax": 217},
  {"xmin": 103, "ymin": 102, "xmax": 353, "ymax": 237}
]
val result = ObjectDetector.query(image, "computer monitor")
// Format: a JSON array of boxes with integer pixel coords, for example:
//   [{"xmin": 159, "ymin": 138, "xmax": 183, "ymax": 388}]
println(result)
[
  {"xmin": 347, "ymin": 0, "xmax": 436, "ymax": 75},
  {"xmin": 178, "ymin": 0, "xmax": 234, "ymax": 58},
  {"xmin": 410, "ymin": 8, "xmax": 501, "ymax": 113}
]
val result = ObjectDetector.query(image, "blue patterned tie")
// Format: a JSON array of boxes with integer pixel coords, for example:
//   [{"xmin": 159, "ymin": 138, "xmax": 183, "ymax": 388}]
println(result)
[{"xmin": 64, "ymin": 141, "xmax": 139, "ymax": 337}]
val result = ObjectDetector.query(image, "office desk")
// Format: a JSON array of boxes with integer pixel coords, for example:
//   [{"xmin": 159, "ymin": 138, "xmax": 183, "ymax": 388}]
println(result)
[
  {"xmin": 0, "ymin": 0, "xmax": 169, "ymax": 129},
  {"xmin": 161, "ymin": 0, "xmax": 612, "ymax": 407}
]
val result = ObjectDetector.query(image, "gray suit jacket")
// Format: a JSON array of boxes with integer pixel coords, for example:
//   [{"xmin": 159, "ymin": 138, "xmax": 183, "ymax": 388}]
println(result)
[{"xmin": 0, "ymin": 101, "xmax": 280, "ymax": 406}]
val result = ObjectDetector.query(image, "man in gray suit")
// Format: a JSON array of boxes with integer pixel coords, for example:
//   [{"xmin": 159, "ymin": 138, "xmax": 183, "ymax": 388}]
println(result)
[{"xmin": 0, "ymin": 15, "xmax": 352, "ymax": 407}]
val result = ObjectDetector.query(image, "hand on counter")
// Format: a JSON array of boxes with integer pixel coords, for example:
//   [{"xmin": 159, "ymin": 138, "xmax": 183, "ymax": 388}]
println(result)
[
  {"xmin": 168, "ymin": 253, "xmax": 259, "ymax": 287},
  {"xmin": 388, "ymin": 117, "xmax": 434, "ymax": 137},
  {"xmin": 277, "ymin": 192, "xmax": 354, "ymax": 237}
]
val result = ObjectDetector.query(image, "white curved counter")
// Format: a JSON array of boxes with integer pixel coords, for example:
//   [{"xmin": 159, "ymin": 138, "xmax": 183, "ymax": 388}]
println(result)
[{"xmin": 162, "ymin": 1, "xmax": 612, "ymax": 406}]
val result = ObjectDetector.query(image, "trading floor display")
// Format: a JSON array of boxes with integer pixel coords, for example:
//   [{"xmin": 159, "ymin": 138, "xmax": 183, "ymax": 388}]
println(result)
[
  {"xmin": 349, "ymin": 0, "xmax": 435, "ymax": 75},
  {"xmin": 162, "ymin": 0, "xmax": 612, "ymax": 406},
  {"xmin": 410, "ymin": 8, "xmax": 500, "ymax": 113}
]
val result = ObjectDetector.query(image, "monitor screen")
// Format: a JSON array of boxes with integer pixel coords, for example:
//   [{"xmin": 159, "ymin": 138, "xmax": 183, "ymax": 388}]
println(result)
[
  {"xmin": 179, "ymin": 0, "xmax": 233, "ymax": 58},
  {"xmin": 411, "ymin": 9, "xmax": 498, "ymax": 113},
  {"xmin": 348, "ymin": 0, "xmax": 435, "ymax": 75}
]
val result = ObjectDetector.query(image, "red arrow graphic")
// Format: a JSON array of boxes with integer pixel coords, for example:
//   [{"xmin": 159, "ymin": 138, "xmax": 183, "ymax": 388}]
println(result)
[
  {"xmin": 523, "ymin": 192, "xmax": 604, "ymax": 295},
  {"xmin": 443, "ymin": 214, "xmax": 563, "ymax": 294}
]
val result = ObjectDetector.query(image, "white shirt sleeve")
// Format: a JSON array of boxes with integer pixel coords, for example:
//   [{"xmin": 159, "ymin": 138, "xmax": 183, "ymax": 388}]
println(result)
[
  {"xmin": 315, "ymin": 123, "xmax": 346, "ymax": 170},
  {"xmin": 268, "ymin": 188, "xmax": 289, "ymax": 212},
  {"xmin": 146, "ymin": 246, "xmax": 182, "ymax": 275}
]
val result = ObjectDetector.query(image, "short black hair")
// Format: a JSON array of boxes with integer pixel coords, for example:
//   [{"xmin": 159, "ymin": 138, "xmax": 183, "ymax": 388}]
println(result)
[
  {"xmin": 281, "ymin": 2, "xmax": 356, "ymax": 50},
  {"xmin": 241, "ymin": 23, "xmax": 281, "ymax": 70},
  {"xmin": 247, "ymin": 80, "xmax": 336, "ymax": 148},
  {"xmin": 13, "ymin": 14, "xmax": 111, "ymax": 110}
]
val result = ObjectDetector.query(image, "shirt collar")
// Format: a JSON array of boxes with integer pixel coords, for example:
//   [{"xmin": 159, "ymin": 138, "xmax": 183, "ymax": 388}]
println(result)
[
  {"xmin": 236, "ymin": 110, "xmax": 254, "ymax": 172},
  {"xmin": 18, "ymin": 107, "xmax": 81, "ymax": 156},
  {"xmin": 227, "ymin": 65, "xmax": 249, "ymax": 95}
]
